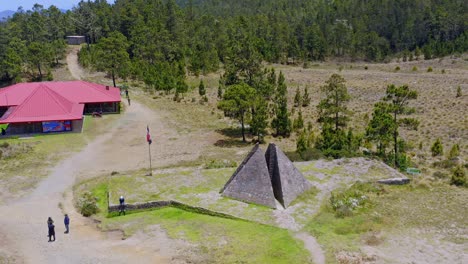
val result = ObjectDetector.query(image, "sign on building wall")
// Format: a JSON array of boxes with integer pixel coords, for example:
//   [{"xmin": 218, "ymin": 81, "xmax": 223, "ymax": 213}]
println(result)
[{"xmin": 42, "ymin": 121, "xmax": 72, "ymax": 133}]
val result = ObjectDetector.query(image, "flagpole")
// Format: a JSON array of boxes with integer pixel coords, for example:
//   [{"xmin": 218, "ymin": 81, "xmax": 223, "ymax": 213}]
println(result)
[{"xmin": 148, "ymin": 141, "xmax": 152, "ymax": 176}]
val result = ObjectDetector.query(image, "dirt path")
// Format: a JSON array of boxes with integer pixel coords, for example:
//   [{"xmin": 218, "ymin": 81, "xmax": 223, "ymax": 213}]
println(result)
[{"xmin": 66, "ymin": 46, "xmax": 85, "ymax": 80}]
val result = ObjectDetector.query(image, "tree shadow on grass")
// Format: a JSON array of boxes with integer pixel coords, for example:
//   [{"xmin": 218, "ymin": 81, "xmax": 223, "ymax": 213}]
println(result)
[{"xmin": 214, "ymin": 128, "xmax": 252, "ymax": 148}]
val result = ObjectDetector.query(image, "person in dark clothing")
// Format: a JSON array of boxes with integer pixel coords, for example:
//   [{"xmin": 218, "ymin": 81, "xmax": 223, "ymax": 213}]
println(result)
[
  {"xmin": 48, "ymin": 222, "xmax": 55, "ymax": 242},
  {"xmin": 125, "ymin": 89, "xmax": 129, "ymax": 98},
  {"xmin": 119, "ymin": 196, "xmax": 126, "ymax": 216},
  {"xmin": 64, "ymin": 214, "xmax": 70, "ymax": 234},
  {"xmin": 1, "ymin": 128, "xmax": 5, "ymax": 136}
]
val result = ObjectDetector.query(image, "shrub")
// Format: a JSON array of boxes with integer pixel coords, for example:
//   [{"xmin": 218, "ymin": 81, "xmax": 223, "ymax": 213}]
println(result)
[
  {"xmin": 77, "ymin": 192, "xmax": 99, "ymax": 217},
  {"xmin": 394, "ymin": 66, "xmax": 400, "ymax": 71},
  {"xmin": 412, "ymin": 66, "xmax": 418, "ymax": 71},
  {"xmin": 0, "ymin": 142, "xmax": 9, "ymax": 148},
  {"xmin": 364, "ymin": 66, "xmax": 368, "ymax": 70},
  {"xmin": 46, "ymin": 71, "xmax": 54, "ymax": 81},
  {"xmin": 433, "ymin": 159, "xmax": 458, "ymax": 169},
  {"xmin": 451, "ymin": 166, "xmax": 466, "ymax": 187},
  {"xmin": 448, "ymin": 144, "xmax": 460, "ymax": 159},
  {"xmin": 204, "ymin": 159, "xmax": 237, "ymax": 169},
  {"xmin": 427, "ymin": 67, "xmax": 433, "ymax": 72},
  {"xmin": 441, "ymin": 69, "xmax": 446, "ymax": 74},
  {"xmin": 431, "ymin": 138, "xmax": 443, "ymax": 156},
  {"xmin": 456, "ymin": 86, "xmax": 462, "ymax": 97},
  {"xmin": 433, "ymin": 171, "xmax": 448, "ymax": 179},
  {"xmin": 329, "ymin": 183, "xmax": 384, "ymax": 218},
  {"xmin": 299, "ymin": 148, "xmax": 324, "ymax": 161}
]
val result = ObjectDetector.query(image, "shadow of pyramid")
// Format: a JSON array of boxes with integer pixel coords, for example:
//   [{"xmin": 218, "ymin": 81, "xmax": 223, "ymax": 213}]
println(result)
[{"xmin": 220, "ymin": 143, "xmax": 311, "ymax": 209}]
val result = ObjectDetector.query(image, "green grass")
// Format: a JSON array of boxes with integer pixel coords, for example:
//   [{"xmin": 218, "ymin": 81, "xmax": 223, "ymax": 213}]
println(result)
[
  {"xmin": 74, "ymin": 175, "xmax": 312, "ymax": 263},
  {"xmin": 101, "ymin": 207, "xmax": 311, "ymax": 263}
]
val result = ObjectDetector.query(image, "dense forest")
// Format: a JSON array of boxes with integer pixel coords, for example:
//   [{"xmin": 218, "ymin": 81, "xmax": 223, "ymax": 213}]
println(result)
[{"xmin": 0, "ymin": 0, "xmax": 467, "ymax": 85}]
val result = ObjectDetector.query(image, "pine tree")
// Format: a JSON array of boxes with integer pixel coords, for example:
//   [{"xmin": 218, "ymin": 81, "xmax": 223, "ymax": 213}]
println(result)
[
  {"xmin": 296, "ymin": 130, "xmax": 308, "ymax": 153},
  {"xmin": 382, "ymin": 84, "xmax": 418, "ymax": 168},
  {"xmin": 218, "ymin": 83, "xmax": 256, "ymax": 142},
  {"xmin": 448, "ymin": 144, "xmax": 460, "ymax": 159},
  {"xmin": 293, "ymin": 110, "xmax": 304, "ymax": 131},
  {"xmin": 95, "ymin": 31, "xmax": 130, "ymax": 87},
  {"xmin": 302, "ymin": 86, "xmax": 311, "ymax": 107},
  {"xmin": 271, "ymin": 71, "xmax": 291, "ymax": 137},
  {"xmin": 198, "ymin": 79, "xmax": 206, "ymax": 96},
  {"xmin": 366, "ymin": 102, "xmax": 396, "ymax": 157},
  {"xmin": 431, "ymin": 138, "xmax": 444, "ymax": 156},
  {"xmin": 217, "ymin": 75, "xmax": 225, "ymax": 99},
  {"xmin": 451, "ymin": 165, "xmax": 466, "ymax": 187},
  {"xmin": 414, "ymin": 46, "xmax": 421, "ymax": 60},
  {"xmin": 294, "ymin": 87, "xmax": 302, "ymax": 107},
  {"xmin": 316, "ymin": 74, "xmax": 351, "ymax": 156},
  {"xmin": 250, "ymin": 96, "xmax": 268, "ymax": 142}
]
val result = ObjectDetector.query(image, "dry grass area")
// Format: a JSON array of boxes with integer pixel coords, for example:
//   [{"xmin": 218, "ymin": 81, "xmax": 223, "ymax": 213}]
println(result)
[
  {"xmin": 115, "ymin": 55, "xmax": 468, "ymax": 176},
  {"xmin": 275, "ymin": 56, "xmax": 468, "ymax": 167}
]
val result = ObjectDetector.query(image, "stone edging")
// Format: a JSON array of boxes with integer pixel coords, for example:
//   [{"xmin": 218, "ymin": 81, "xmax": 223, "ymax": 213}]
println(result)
[{"xmin": 108, "ymin": 200, "xmax": 247, "ymax": 221}]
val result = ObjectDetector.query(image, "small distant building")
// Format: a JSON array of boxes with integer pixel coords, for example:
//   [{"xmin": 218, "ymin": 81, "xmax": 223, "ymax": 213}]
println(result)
[
  {"xmin": 66, "ymin": 36, "xmax": 86, "ymax": 45},
  {"xmin": 0, "ymin": 81, "xmax": 121, "ymax": 135}
]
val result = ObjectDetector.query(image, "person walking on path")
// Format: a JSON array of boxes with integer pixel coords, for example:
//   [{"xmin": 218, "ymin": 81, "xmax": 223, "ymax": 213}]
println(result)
[
  {"xmin": 64, "ymin": 214, "xmax": 70, "ymax": 234},
  {"xmin": 47, "ymin": 217, "xmax": 55, "ymax": 242},
  {"xmin": 125, "ymin": 89, "xmax": 129, "ymax": 98}
]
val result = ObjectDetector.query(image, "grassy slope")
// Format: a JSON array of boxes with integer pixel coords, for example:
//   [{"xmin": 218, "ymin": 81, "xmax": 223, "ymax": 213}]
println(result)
[{"xmin": 82, "ymin": 179, "xmax": 311, "ymax": 264}]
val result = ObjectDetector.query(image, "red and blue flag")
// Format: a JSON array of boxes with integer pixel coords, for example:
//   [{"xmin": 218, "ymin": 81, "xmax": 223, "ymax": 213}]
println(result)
[{"xmin": 146, "ymin": 125, "xmax": 152, "ymax": 144}]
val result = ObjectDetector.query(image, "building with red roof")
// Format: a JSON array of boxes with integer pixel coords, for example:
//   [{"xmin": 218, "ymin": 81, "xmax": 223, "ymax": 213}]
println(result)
[{"xmin": 0, "ymin": 81, "xmax": 121, "ymax": 135}]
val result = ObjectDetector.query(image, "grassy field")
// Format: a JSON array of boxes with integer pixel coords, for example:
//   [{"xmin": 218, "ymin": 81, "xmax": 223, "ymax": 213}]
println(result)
[
  {"xmin": 77, "ymin": 172, "xmax": 311, "ymax": 263},
  {"xmin": 0, "ymin": 114, "xmax": 120, "ymax": 202}
]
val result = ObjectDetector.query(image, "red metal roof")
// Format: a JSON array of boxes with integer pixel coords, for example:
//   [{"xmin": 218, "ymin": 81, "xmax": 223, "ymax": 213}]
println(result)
[{"xmin": 0, "ymin": 81, "xmax": 120, "ymax": 124}]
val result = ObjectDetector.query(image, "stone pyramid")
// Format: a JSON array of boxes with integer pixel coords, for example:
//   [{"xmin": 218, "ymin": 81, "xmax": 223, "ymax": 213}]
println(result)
[
  {"xmin": 220, "ymin": 144, "xmax": 277, "ymax": 208},
  {"xmin": 265, "ymin": 143, "xmax": 311, "ymax": 208}
]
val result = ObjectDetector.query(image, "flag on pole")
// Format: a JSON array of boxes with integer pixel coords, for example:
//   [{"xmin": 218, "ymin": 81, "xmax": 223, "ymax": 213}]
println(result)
[{"xmin": 146, "ymin": 125, "xmax": 152, "ymax": 144}]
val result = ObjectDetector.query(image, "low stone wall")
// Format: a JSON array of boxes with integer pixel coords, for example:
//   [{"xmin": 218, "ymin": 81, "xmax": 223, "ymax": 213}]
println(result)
[
  {"xmin": 108, "ymin": 200, "xmax": 245, "ymax": 221},
  {"xmin": 108, "ymin": 200, "xmax": 172, "ymax": 213}
]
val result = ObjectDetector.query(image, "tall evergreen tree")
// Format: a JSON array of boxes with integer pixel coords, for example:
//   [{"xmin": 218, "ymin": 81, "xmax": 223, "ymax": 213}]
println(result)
[
  {"xmin": 302, "ymin": 86, "xmax": 311, "ymax": 107},
  {"xmin": 198, "ymin": 79, "xmax": 206, "ymax": 96},
  {"xmin": 382, "ymin": 84, "xmax": 418, "ymax": 168},
  {"xmin": 250, "ymin": 96, "xmax": 268, "ymax": 142},
  {"xmin": 95, "ymin": 31, "xmax": 130, "ymax": 87},
  {"xmin": 218, "ymin": 83, "xmax": 256, "ymax": 142},
  {"xmin": 316, "ymin": 74, "xmax": 351, "ymax": 156},
  {"xmin": 271, "ymin": 71, "xmax": 291, "ymax": 137},
  {"xmin": 366, "ymin": 102, "xmax": 396, "ymax": 157}
]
